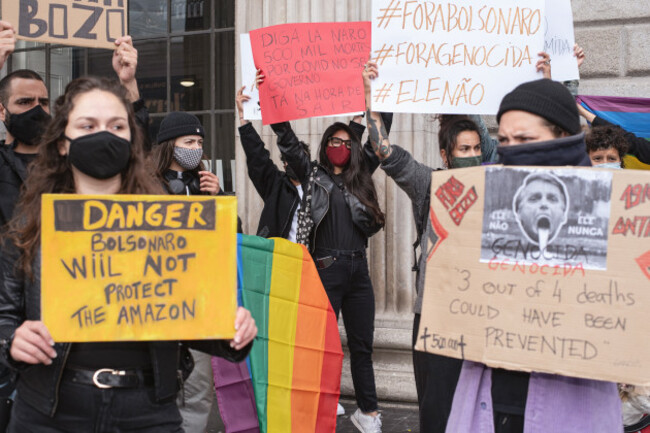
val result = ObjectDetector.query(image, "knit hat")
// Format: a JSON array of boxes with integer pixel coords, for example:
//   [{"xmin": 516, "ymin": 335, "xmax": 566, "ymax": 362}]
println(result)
[
  {"xmin": 156, "ymin": 112, "xmax": 204, "ymax": 143},
  {"xmin": 497, "ymin": 79, "xmax": 581, "ymax": 135}
]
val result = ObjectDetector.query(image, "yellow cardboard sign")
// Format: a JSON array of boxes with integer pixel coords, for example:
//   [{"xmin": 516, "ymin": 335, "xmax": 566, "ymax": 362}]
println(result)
[
  {"xmin": 41, "ymin": 194, "xmax": 237, "ymax": 342},
  {"xmin": 416, "ymin": 166, "xmax": 650, "ymax": 385},
  {"xmin": 2, "ymin": 0, "xmax": 127, "ymax": 50}
]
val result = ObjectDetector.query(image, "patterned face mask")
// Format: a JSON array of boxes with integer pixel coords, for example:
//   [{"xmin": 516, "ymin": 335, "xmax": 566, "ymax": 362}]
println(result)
[{"xmin": 173, "ymin": 146, "xmax": 203, "ymax": 170}]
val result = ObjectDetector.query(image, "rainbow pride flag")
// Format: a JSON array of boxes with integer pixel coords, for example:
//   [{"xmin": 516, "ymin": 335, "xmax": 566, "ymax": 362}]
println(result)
[
  {"xmin": 577, "ymin": 94, "xmax": 650, "ymax": 170},
  {"xmin": 213, "ymin": 234, "xmax": 343, "ymax": 433}
]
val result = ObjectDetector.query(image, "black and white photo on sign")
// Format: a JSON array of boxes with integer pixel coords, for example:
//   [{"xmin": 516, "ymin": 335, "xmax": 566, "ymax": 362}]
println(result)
[{"xmin": 480, "ymin": 167, "xmax": 612, "ymax": 270}]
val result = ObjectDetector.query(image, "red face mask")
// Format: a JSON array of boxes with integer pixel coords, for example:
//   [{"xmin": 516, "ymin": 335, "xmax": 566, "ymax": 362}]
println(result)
[{"xmin": 326, "ymin": 146, "xmax": 351, "ymax": 167}]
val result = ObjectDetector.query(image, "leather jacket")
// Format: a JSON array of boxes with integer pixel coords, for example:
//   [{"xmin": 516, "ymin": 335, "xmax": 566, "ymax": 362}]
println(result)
[
  {"xmin": 270, "ymin": 119, "xmax": 391, "ymax": 249},
  {"xmin": 0, "ymin": 141, "xmax": 28, "ymax": 227},
  {"xmin": 0, "ymin": 244, "xmax": 250, "ymax": 417}
]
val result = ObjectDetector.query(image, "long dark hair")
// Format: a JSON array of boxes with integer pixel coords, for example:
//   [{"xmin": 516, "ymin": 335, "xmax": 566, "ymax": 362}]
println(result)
[
  {"xmin": 318, "ymin": 122, "xmax": 385, "ymax": 227},
  {"xmin": 438, "ymin": 115, "xmax": 481, "ymax": 168},
  {"xmin": 5, "ymin": 76, "xmax": 163, "ymax": 278}
]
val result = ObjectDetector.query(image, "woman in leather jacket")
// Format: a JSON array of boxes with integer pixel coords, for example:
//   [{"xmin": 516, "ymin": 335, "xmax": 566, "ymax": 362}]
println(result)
[
  {"xmin": 0, "ymin": 77, "xmax": 256, "ymax": 432},
  {"xmin": 268, "ymin": 114, "xmax": 385, "ymax": 431}
]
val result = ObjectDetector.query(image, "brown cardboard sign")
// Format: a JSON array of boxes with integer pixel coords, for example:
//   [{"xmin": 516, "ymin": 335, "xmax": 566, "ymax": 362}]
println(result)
[
  {"xmin": 2, "ymin": 0, "xmax": 127, "ymax": 50},
  {"xmin": 415, "ymin": 165, "xmax": 650, "ymax": 385}
]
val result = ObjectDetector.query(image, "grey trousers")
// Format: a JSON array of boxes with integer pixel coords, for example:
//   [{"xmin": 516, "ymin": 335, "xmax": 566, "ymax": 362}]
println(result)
[{"xmin": 177, "ymin": 349, "xmax": 215, "ymax": 433}]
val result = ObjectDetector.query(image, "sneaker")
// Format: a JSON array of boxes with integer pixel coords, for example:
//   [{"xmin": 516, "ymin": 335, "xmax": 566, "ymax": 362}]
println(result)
[
  {"xmin": 337, "ymin": 403, "xmax": 345, "ymax": 416},
  {"xmin": 350, "ymin": 408, "xmax": 382, "ymax": 433}
]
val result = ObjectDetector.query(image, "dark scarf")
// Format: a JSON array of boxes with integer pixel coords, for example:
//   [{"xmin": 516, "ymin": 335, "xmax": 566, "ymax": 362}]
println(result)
[{"xmin": 497, "ymin": 132, "xmax": 591, "ymax": 167}]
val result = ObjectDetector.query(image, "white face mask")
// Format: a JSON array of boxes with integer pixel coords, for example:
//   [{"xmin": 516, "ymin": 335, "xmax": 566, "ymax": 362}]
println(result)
[
  {"xmin": 173, "ymin": 147, "xmax": 203, "ymax": 170},
  {"xmin": 595, "ymin": 162, "xmax": 622, "ymax": 170}
]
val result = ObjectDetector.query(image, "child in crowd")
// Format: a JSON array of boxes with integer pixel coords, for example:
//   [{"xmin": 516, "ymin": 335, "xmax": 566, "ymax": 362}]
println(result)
[{"xmin": 585, "ymin": 125, "xmax": 629, "ymax": 169}]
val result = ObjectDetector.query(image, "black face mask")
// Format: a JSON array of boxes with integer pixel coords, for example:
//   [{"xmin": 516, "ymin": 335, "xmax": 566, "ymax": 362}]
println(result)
[
  {"xmin": 66, "ymin": 131, "xmax": 131, "ymax": 179},
  {"xmin": 4, "ymin": 105, "xmax": 52, "ymax": 146}
]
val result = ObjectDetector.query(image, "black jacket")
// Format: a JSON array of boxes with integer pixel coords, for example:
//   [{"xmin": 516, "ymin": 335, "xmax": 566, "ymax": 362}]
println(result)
[
  {"xmin": 0, "ymin": 242, "xmax": 250, "ymax": 417},
  {"xmin": 592, "ymin": 116, "xmax": 650, "ymax": 165},
  {"xmin": 269, "ymin": 114, "xmax": 393, "ymax": 248},
  {"xmin": 239, "ymin": 122, "xmax": 301, "ymax": 238},
  {"xmin": 0, "ymin": 141, "xmax": 28, "ymax": 228}
]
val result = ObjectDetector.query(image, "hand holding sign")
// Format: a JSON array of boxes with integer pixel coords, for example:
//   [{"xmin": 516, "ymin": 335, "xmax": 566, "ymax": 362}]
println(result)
[
  {"xmin": 236, "ymin": 86, "xmax": 252, "ymax": 125},
  {"xmin": 0, "ymin": 21, "xmax": 16, "ymax": 71},
  {"xmin": 230, "ymin": 306, "xmax": 257, "ymax": 350},
  {"xmin": 113, "ymin": 35, "xmax": 139, "ymax": 102},
  {"xmin": 574, "ymin": 44, "xmax": 585, "ymax": 68},
  {"xmin": 362, "ymin": 61, "xmax": 379, "ymax": 109},
  {"xmin": 10, "ymin": 320, "xmax": 57, "ymax": 365},
  {"xmin": 536, "ymin": 51, "xmax": 552, "ymax": 79}
]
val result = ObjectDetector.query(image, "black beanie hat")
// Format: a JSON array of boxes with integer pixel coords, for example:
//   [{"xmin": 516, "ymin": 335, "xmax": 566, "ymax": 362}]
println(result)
[
  {"xmin": 497, "ymin": 79, "xmax": 581, "ymax": 135},
  {"xmin": 156, "ymin": 112, "xmax": 204, "ymax": 143}
]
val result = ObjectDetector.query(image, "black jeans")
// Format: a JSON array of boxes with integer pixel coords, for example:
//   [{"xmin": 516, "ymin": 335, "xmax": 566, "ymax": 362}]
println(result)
[
  {"xmin": 314, "ymin": 247, "xmax": 378, "ymax": 413},
  {"xmin": 8, "ymin": 379, "xmax": 183, "ymax": 433},
  {"xmin": 412, "ymin": 314, "xmax": 524, "ymax": 433},
  {"xmin": 412, "ymin": 313, "xmax": 463, "ymax": 433}
]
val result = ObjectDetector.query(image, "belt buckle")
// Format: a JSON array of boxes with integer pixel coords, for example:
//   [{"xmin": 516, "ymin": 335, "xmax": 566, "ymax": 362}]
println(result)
[{"xmin": 92, "ymin": 368, "xmax": 125, "ymax": 389}]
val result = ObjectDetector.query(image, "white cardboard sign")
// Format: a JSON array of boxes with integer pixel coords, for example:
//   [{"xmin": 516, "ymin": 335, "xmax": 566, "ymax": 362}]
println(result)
[
  {"xmin": 370, "ymin": 0, "xmax": 545, "ymax": 115},
  {"xmin": 544, "ymin": 0, "xmax": 580, "ymax": 82},
  {"xmin": 240, "ymin": 33, "xmax": 263, "ymax": 121}
]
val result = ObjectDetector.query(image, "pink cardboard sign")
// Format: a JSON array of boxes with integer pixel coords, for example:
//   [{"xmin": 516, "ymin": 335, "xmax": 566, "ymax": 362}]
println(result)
[{"xmin": 250, "ymin": 22, "xmax": 371, "ymax": 125}]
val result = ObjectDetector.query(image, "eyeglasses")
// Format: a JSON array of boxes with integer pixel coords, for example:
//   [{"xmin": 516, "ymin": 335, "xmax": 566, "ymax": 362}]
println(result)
[{"xmin": 328, "ymin": 136, "xmax": 352, "ymax": 149}]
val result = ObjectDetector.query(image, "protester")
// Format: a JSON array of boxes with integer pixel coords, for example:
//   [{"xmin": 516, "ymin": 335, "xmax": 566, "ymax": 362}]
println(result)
[
  {"xmin": 267, "ymin": 100, "xmax": 385, "ymax": 432},
  {"xmin": 578, "ymin": 104, "xmax": 650, "ymax": 165},
  {"xmin": 236, "ymin": 74, "xmax": 393, "ymax": 244},
  {"xmin": 0, "ymin": 76, "xmax": 256, "ymax": 432},
  {"xmin": 150, "ymin": 111, "xmax": 222, "ymax": 432},
  {"xmin": 438, "ymin": 115, "xmax": 483, "ymax": 168},
  {"xmin": 235, "ymin": 85, "xmax": 308, "ymax": 241},
  {"xmin": 365, "ymin": 61, "xmax": 621, "ymax": 431},
  {"xmin": 361, "ymin": 61, "xmax": 497, "ymax": 433},
  {"xmin": 482, "ymin": 81, "xmax": 621, "ymax": 433},
  {"xmin": 154, "ymin": 111, "xmax": 221, "ymax": 196},
  {"xmin": 0, "ymin": 30, "xmax": 149, "ymax": 428},
  {"xmin": 585, "ymin": 125, "xmax": 629, "ymax": 168}
]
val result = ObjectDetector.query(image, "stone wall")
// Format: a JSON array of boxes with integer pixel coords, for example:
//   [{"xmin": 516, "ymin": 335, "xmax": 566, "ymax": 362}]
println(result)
[
  {"xmin": 234, "ymin": 0, "xmax": 650, "ymax": 403},
  {"xmin": 573, "ymin": 0, "xmax": 650, "ymax": 95}
]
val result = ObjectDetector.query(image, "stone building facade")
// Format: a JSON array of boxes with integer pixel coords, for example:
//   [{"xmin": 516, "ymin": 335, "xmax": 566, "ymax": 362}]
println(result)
[{"xmin": 233, "ymin": 0, "xmax": 650, "ymax": 403}]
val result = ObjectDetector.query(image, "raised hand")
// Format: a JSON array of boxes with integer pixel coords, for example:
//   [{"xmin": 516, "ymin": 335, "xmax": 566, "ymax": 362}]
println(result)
[
  {"xmin": 0, "ymin": 21, "xmax": 16, "ymax": 71},
  {"xmin": 113, "ymin": 35, "xmax": 140, "ymax": 101}
]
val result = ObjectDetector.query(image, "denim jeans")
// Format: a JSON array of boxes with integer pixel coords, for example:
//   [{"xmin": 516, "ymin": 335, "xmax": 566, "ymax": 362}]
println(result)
[
  {"xmin": 314, "ymin": 247, "xmax": 378, "ymax": 413},
  {"xmin": 8, "ymin": 379, "xmax": 183, "ymax": 433}
]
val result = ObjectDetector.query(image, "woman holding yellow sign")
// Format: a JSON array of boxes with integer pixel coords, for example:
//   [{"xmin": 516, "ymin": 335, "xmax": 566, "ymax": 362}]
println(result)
[{"xmin": 0, "ymin": 76, "xmax": 256, "ymax": 432}]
